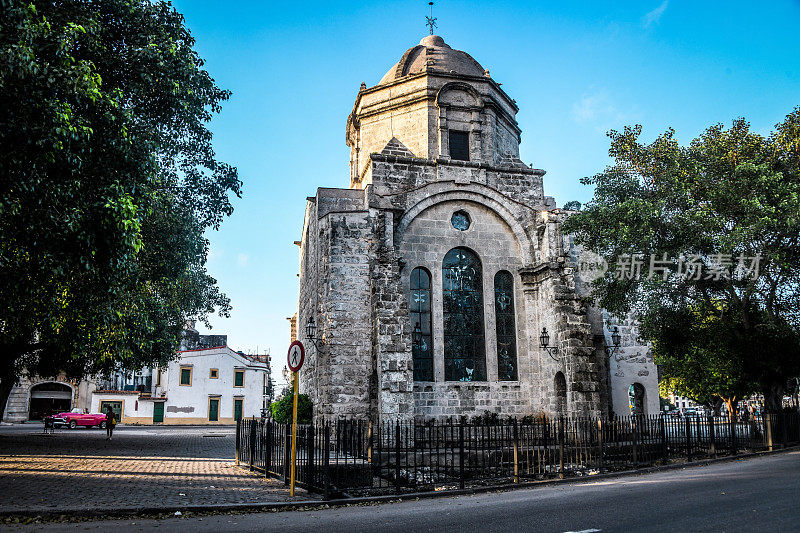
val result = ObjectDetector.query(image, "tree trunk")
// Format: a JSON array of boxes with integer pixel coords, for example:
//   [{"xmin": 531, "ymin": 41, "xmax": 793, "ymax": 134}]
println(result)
[
  {"xmin": 711, "ymin": 397, "xmax": 723, "ymax": 416},
  {"xmin": 761, "ymin": 380, "xmax": 785, "ymax": 413},
  {"xmin": 722, "ymin": 396, "xmax": 738, "ymax": 423}
]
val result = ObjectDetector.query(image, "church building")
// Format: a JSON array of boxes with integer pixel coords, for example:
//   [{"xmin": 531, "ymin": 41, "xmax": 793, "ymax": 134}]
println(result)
[{"xmin": 295, "ymin": 34, "xmax": 658, "ymax": 422}]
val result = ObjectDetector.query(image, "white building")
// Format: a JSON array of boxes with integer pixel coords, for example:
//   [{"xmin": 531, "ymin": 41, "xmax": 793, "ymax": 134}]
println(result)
[{"xmin": 92, "ymin": 346, "xmax": 270, "ymax": 425}]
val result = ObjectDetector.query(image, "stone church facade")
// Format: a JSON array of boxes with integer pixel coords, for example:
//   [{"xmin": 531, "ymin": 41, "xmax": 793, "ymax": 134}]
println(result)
[{"xmin": 295, "ymin": 35, "xmax": 658, "ymax": 422}]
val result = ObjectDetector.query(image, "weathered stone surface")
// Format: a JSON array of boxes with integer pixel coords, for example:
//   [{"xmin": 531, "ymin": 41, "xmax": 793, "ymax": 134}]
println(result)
[{"xmin": 296, "ymin": 34, "xmax": 657, "ymax": 424}]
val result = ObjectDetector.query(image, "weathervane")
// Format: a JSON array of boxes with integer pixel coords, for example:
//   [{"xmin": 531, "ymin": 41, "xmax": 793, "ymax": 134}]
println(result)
[{"xmin": 426, "ymin": 1, "xmax": 437, "ymax": 35}]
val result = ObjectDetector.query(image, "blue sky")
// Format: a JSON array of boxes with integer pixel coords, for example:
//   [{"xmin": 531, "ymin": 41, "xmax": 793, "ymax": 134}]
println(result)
[{"xmin": 170, "ymin": 0, "xmax": 800, "ymax": 379}]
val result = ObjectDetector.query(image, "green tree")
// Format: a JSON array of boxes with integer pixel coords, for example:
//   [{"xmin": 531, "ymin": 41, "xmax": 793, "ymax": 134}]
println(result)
[
  {"xmin": 564, "ymin": 109, "xmax": 800, "ymax": 413},
  {"xmin": 0, "ymin": 0, "xmax": 241, "ymax": 419},
  {"xmin": 270, "ymin": 393, "xmax": 313, "ymax": 424}
]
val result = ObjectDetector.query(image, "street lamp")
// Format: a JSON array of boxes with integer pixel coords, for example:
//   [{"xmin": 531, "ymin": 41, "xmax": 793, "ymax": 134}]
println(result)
[
  {"xmin": 606, "ymin": 326, "xmax": 622, "ymax": 357},
  {"xmin": 305, "ymin": 315, "xmax": 323, "ymax": 348},
  {"xmin": 305, "ymin": 316, "xmax": 316, "ymax": 341},
  {"xmin": 539, "ymin": 327, "xmax": 560, "ymax": 361}
]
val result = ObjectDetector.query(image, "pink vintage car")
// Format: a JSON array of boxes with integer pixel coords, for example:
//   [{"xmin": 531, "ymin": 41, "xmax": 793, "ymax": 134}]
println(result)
[{"xmin": 51, "ymin": 409, "xmax": 108, "ymax": 429}]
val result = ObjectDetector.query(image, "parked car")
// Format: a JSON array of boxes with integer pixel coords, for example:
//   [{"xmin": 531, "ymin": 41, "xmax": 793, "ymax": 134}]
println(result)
[{"xmin": 50, "ymin": 410, "xmax": 107, "ymax": 429}]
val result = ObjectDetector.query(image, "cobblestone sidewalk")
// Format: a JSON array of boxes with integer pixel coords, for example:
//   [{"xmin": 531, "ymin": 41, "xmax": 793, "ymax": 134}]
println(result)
[{"xmin": 0, "ymin": 425, "xmax": 304, "ymax": 514}]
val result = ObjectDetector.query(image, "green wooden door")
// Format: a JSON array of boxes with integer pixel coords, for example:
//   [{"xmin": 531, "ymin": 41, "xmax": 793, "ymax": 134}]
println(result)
[
  {"xmin": 208, "ymin": 398, "xmax": 219, "ymax": 422},
  {"xmin": 100, "ymin": 401, "xmax": 122, "ymax": 422},
  {"xmin": 153, "ymin": 402, "xmax": 164, "ymax": 423},
  {"xmin": 234, "ymin": 398, "xmax": 243, "ymax": 422}
]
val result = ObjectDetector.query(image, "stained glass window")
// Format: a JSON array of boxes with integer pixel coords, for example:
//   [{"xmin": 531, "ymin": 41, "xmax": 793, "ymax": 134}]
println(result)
[
  {"xmin": 443, "ymin": 248, "xmax": 486, "ymax": 381},
  {"xmin": 494, "ymin": 270, "xmax": 518, "ymax": 380},
  {"xmin": 410, "ymin": 267, "xmax": 433, "ymax": 381},
  {"xmin": 451, "ymin": 210, "xmax": 471, "ymax": 231}
]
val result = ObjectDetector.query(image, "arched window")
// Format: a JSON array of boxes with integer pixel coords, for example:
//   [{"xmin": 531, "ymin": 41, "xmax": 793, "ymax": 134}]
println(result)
[
  {"xmin": 494, "ymin": 270, "xmax": 518, "ymax": 381},
  {"xmin": 554, "ymin": 372, "xmax": 567, "ymax": 416},
  {"xmin": 410, "ymin": 267, "xmax": 433, "ymax": 381},
  {"xmin": 443, "ymin": 247, "xmax": 486, "ymax": 381},
  {"xmin": 629, "ymin": 383, "xmax": 646, "ymax": 416}
]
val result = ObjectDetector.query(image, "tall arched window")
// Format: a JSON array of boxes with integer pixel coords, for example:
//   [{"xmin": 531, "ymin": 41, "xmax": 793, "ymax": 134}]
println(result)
[
  {"xmin": 494, "ymin": 270, "xmax": 518, "ymax": 381},
  {"xmin": 554, "ymin": 372, "xmax": 567, "ymax": 416},
  {"xmin": 443, "ymin": 247, "xmax": 486, "ymax": 381},
  {"xmin": 410, "ymin": 267, "xmax": 433, "ymax": 381}
]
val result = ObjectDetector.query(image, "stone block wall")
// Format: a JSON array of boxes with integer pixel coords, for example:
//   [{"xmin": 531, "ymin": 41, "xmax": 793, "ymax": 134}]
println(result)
[{"xmin": 298, "ymin": 192, "xmax": 377, "ymax": 421}]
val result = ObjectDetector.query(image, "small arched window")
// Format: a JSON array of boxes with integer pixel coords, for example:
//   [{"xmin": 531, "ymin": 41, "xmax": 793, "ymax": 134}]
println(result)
[
  {"xmin": 443, "ymin": 247, "xmax": 486, "ymax": 381},
  {"xmin": 494, "ymin": 271, "xmax": 518, "ymax": 381},
  {"xmin": 410, "ymin": 267, "xmax": 433, "ymax": 381}
]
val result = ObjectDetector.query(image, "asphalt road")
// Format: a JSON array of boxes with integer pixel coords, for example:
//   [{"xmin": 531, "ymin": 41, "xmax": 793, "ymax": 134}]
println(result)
[{"xmin": 7, "ymin": 450, "xmax": 800, "ymax": 533}]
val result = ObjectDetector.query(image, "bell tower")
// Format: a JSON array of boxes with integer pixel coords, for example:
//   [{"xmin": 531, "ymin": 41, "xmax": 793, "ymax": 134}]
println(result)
[{"xmin": 346, "ymin": 35, "xmax": 523, "ymax": 189}]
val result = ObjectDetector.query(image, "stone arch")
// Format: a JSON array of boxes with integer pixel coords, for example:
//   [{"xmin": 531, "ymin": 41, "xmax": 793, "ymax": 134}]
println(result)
[
  {"xmin": 396, "ymin": 185, "xmax": 535, "ymax": 265},
  {"xmin": 28, "ymin": 381, "xmax": 74, "ymax": 420},
  {"xmin": 435, "ymin": 81, "xmax": 483, "ymax": 110},
  {"xmin": 554, "ymin": 372, "xmax": 567, "ymax": 416}
]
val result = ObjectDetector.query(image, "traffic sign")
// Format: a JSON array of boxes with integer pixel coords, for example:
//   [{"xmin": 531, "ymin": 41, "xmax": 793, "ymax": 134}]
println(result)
[{"xmin": 287, "ymin": 340, "xmax": 305, "ymax": 372}]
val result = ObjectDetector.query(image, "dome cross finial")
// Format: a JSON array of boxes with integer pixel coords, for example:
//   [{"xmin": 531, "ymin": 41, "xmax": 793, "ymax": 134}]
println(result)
[{"xmin": 426, "ymin": 2, "xmax": 437, "ymax": 35}]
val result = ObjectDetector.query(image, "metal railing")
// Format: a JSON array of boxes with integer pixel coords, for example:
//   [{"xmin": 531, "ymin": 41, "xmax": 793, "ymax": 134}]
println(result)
[{"xmin": 236, "ymin": 411, "xmax": 800, "ymax": 498}]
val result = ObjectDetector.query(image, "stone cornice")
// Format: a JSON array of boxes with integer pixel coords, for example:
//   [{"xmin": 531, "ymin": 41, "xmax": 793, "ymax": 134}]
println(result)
[
  {"xmin": 369, "ymin": 153, "xmax": 546, "ymax": 176},
  {"xmin": 519, "ymin": 261, "xmax": 560, "ymax": 286}
]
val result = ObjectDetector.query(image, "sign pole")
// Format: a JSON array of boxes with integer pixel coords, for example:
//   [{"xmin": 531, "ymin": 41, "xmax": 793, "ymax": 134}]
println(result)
[
  {"xmin": 290, "ymin": 369, "xmax": 299, "ymax": 496},
  {"xmin": 286, "ymin": 339, "xmax": 305, "ymax": 497}
]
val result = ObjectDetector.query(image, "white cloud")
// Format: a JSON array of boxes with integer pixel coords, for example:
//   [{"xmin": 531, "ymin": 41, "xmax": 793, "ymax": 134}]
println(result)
[
  {"xmin": 571, "ymin": 90, "xmax": 640, "ymax": 133},
  {"xmin": 643, "ymin": 0, "xmax": 669, "ymax": 28},
  {"xmin": 237, "ymin": 253, "xmax": 249, "ymax": 267}
]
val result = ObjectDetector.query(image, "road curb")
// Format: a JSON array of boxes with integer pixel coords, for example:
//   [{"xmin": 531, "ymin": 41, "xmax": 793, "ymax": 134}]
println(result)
[{"xmin": 3, "ymin": 444, "xmax": 798, "ymax": 522}]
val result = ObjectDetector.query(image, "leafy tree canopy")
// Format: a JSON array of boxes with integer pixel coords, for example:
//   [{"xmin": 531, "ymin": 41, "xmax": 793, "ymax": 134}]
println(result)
[
  {"xmin": 564, "ymin": 109, "xmax": 800, "ymax": 411},
  {"xmin": 0, "ymin": 0, "xmax": 241, "ymax": 417},
  {"xmin": 270, "ymin": 393, "xmax": 313, "ymax": 424}
]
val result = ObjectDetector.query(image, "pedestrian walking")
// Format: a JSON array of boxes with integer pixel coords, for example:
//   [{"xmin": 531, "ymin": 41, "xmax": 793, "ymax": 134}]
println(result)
[{"xmin": 105, "ymin": 406, "xmax": 117, "ymax": 440}]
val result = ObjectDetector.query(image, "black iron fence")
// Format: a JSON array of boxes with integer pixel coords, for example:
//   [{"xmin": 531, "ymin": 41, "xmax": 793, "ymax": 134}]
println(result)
[{"xmin": 236, "ymin": 412, "xmax": 800, "ymax": 498}]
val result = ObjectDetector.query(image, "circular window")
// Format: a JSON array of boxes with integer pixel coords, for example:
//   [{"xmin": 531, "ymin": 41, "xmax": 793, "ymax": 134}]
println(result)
[{"xmin": 451, "ymin": 210, "xmax": 471, "ymax": 231}]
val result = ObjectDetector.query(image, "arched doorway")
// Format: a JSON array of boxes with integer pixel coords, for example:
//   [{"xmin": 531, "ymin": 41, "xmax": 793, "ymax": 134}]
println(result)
[
  {"xmin": 554, "ymin": 372, "xmax": 567, "ymax": 416},
  {"xmin": 29, "ymin": 382, "xmax": 73, "ymax": 420},
  {"xmin": 628, "ymin": 383, "xmax": 646, "ymax": 416}
]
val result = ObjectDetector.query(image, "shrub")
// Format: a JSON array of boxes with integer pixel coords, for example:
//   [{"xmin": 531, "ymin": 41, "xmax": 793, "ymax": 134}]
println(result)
[{"xmin": 270, "ymin": 393, "xmax": 313, "ymax": 424}]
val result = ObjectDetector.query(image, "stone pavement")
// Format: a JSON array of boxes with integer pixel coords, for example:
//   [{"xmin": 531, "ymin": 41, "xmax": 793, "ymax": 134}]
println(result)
[{"xmin": 0, "ymin": 424, "xmax": 305, "ymax": 514}]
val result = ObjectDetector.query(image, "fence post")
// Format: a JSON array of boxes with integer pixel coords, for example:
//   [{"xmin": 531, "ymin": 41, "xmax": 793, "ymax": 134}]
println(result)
[
  {"xmin": 597, "ymin": 419, "xmax": 604, "ymax": 474},
  {"xmin": 558, "ymin": 417, "xmax": 565, "ymax": 479},
  {"xmin": 249, "ymin": 417, "xmax": 256, "ymax": 471},
  {"xmin": 695, "ymin": 415, "xmax": 702, "ymax": 457},
  {"xmin": 235, "ymin": 418, "xmax": 241, "ymax": 466},
  {"xmin": 709, "ymin": 416, "xmax": 716, "ymax": 459},
  {"xmin": 764, "ymin": 413, "xmax": 774, "ymax": 452},
  {"xmin": 729, "ymin": 415, "xmax": 737, "ymax": 455},
  {"xmin": 323, "ymin": 423, "xmax": 331, "ymax": 500},
  {"xmin": 685, "ymin": 416, "xmax": 692, "ymax": 462},
  {"xmin": 631, "ymin": 417, "xmax": 638, "ymax": 468},
  {"xmin": 395, "ymin": 421, "xmax": 401, "ymax": 494},
  {"xmin": 458, "ymin": 423, "xmax": 465, "ymax": 489},
  {"xmin": 659, "ymin": 415, "xmax": 668, "ymax": 463},
  {"xmin": 368, "ymin": 419, "xmax": 373, "ymax": 464},
  {"xmin": 513, "ymin": 419, "xmax": 519, "ymax": 483},
  {"xmin": 265, "ymin": 419, "xmax": 273, "ymax": 476}
]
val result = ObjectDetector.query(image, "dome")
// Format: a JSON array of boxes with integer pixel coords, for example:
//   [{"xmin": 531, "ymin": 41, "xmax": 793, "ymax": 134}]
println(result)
[{"xmin": 378, "ymin": 35, "xmax": 487, "ymax": 85}]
